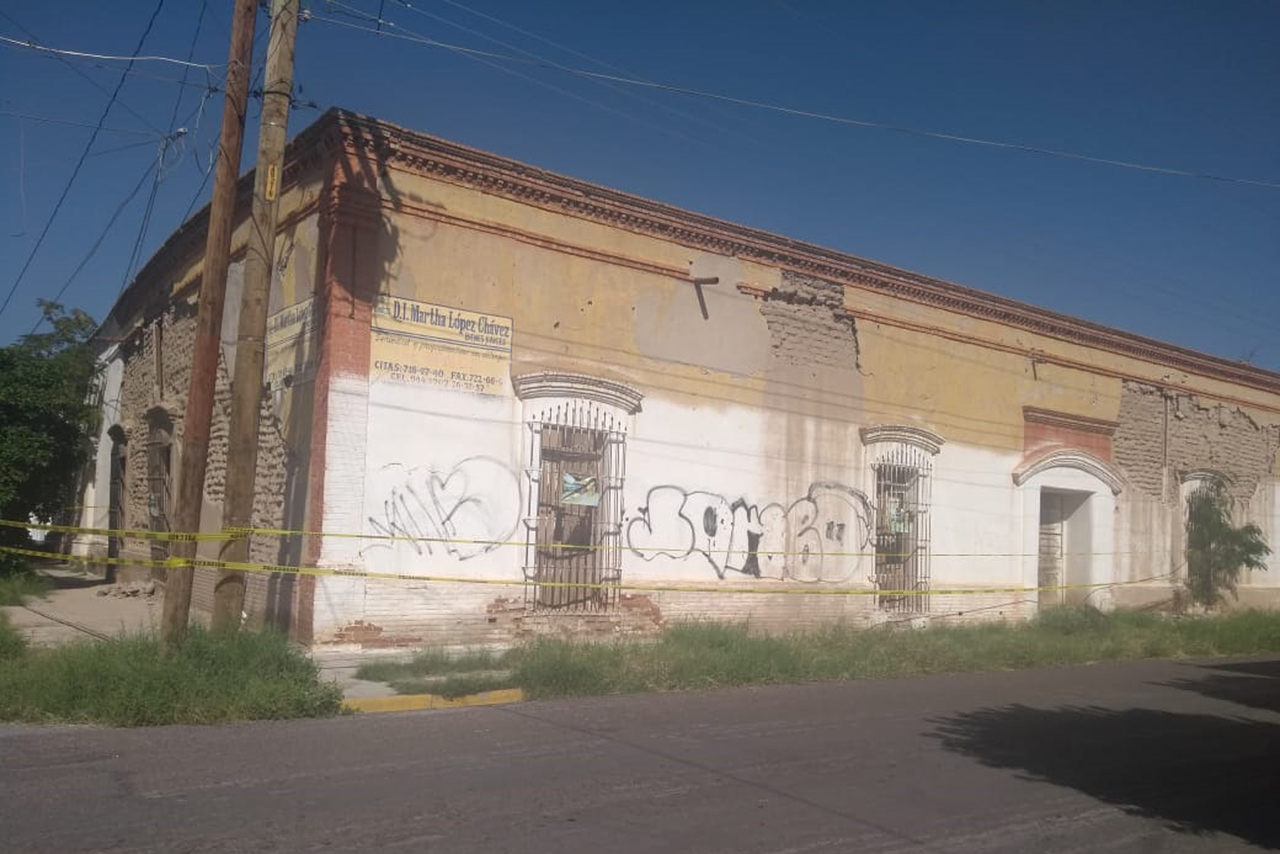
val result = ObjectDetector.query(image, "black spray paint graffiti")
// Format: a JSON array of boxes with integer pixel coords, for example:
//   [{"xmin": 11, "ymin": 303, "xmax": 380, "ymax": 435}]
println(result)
[
  {"xmin": 365, "ymin": 456, "xmax": 521, "ymax": 560},
  {"xmin": 626, "ymin": 483, "xmax": 874, "ymax": 583}
]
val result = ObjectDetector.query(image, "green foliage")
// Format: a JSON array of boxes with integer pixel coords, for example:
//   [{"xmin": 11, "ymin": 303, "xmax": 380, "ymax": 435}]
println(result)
[
  {"xmin": 0, "ymin": 614, "xmax": 26, "ymax": 661},
  {"xmin": 0, "ymin": 570, "xmax": 51, "ymax": 606},
  {"xmin": 359, "ymin": 610, "xmax": 1280, "ymax": 701},
  {"xmin": 1185, "ymin": 481, "xmax": 1271, "ymax": 608},
  {"xmin": 0, "ymin": 626, "xmax": 343, "ymax": 726},
  {"xmin": 389, "ymin": 673, "xmax": 516, "ymax": 699},
  {"xmin": 354, "ymin": 647, "xmax": 502, "ymax": 682},
  {"xmin": 0, "ymin": 301, "xmax": 100, "ymax": 567}
]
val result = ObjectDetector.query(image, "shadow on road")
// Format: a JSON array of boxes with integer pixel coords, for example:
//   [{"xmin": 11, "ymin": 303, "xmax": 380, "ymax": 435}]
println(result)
[
  {"xmin": 931, "ymin": 704, "xmax": 1280, "ymax": 849},
  {"xmin": 1161, "ymin": 659, "xmax": 1280, "ymax": 715}
]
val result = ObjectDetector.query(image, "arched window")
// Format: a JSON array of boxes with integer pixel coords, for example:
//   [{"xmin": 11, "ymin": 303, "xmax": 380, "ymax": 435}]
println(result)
[
  {"xmin": 861, "ymin": 426, "xmax": 944, "ymax": 613},
  {"xmin": 513, "ymin": 373, "xmax": 642, "ymax": 612}
]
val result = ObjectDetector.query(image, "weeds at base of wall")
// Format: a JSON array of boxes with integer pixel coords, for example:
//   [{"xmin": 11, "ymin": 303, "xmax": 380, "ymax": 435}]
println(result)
[
  {"xmin": 0, "ymin": 620, "xmax": 344, "ymax": 726},
  {"xmin": 0, "ymin": 569, "xmax": 52, "ymax": 607},
  {"xmin": 357, "ymin": 609, "xmax": 1280, "ymax": 700}
]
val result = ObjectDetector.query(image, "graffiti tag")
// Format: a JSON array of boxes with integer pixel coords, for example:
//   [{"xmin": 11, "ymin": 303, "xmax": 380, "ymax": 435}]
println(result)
[
  {"xmin": 625, "ymin": 483, "xmax": 873, "ymax": 583},
  {"xmin": 365, "ymin": 456, "xmax": 522, "ymax": 560}
]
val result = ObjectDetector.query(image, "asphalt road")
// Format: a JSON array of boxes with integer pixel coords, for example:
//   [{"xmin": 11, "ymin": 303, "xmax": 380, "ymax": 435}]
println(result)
[{"xmin": 3, "ymin": 655, "xmax": 1279, "ymax": 853}]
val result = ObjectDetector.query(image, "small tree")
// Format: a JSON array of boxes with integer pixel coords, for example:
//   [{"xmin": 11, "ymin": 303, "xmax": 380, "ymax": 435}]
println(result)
[
  {"xmin": 1184, "ymin": 480, "xmax": 1271, "ymax": 608},
  {"xmin": 0, "ymin": 301, "xmax": 100, "ymax": 574}
]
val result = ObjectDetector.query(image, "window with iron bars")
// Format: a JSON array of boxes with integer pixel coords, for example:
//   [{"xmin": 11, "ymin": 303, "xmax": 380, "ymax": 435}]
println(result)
[
  {"xmin": 872, "ymin": 447, "xmax": 932, "ymax": 613},
  {"xmin": 523, "ymin": 402, "xmax": 627, "ymax": 612}
]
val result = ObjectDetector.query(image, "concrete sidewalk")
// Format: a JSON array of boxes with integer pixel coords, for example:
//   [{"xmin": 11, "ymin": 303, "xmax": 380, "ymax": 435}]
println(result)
[{"xmin": 1, "ymin": 567, "xmax": 159, "ymax": 646}]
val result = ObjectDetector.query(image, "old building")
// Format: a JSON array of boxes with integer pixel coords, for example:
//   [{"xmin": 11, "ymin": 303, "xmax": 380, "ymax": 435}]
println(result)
[{"xmin": 72, "ymin": 109, "xmax": 1280, "ymax": 648}]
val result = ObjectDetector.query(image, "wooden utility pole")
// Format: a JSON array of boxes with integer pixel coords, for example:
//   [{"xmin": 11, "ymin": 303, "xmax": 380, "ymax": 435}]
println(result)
[
  {"xmin": 212, "ymin": 0, "xmax": 300, "ymax": 631},
  {"xmin": 160, "ymin": 0, "xmax": 258, "ymax": 653}
]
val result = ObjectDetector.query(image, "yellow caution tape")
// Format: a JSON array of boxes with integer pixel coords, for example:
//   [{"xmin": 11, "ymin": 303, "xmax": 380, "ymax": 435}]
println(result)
[
  {"xmin": 222, "ymin": 525, "xmax": 1173, "ymax": 560},
  {"xmin": 0, "ymin": 544, "xmax": 1175, "ymax": 598},
  {"xmin": 0, "ymin": 518, "xmax": 235, "ymax": 543},
  {"xmin": 2, "ymin": 517, "xmax": 1177, "ymax": 559}
]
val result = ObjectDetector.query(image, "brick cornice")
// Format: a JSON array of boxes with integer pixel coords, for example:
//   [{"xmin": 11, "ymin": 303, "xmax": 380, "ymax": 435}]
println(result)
[{"xmin": 325, "ymin": 110, "xmax": 1280, "ymax": 397}]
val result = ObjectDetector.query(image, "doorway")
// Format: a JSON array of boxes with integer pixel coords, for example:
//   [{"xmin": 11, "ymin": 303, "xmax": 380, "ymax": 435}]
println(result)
[
  {"xmin": 107, "ymin": 428, "xmax": 127, "ymax": 583},
  {"xmin": 1038, "ymin": 489, "xmax": 1091, "ymax": 609},
  {"xmin": 146, "ymin": 412, "xmax": 173, "ymax": 584}
]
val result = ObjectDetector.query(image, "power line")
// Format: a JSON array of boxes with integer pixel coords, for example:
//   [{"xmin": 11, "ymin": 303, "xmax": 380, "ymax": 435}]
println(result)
[
  {"xmin": 313, "ymin": 11, "xmax": 1280, "ymax": 192},
  {"xmin": 419, "ymin": 0, "xmax": 773, "ymax": 137},
  {"xmin": 118, "ymin": 0, "xmax": 211, "ymax": 295},
  {"xmin": 0, "ymin": 9, "xmax": 164, "ymax": 134},
  {"xmin": 183, "ymin": 9, "xmax": 272, "ymax": 225},
  {"xmin": 0, "ymin": 0, "xmax": 169, "ymax": 321},
  {"xmin": 0, "ymin": 32, "xmax": 223, "ymax": 70},
  {"xmin": 322, "ymin": 1, "xmax": 685, "ymax": 142},
  {"xmin": 88, "ymin": 138, "xmax": 167, "ymax": 158},
  {"xmin": 384, "ymin": 0, "xmax": 707, "ymax": 145},
  {"xmin": 67, "ymin": 59, "xmax": 224, "ymax": 93},
  {"xmin": 0, "ymin": 110, "xmax": 160, "ymax": 137},
  {"xmin": 38, "ymin": 158, "xmax": 159, "ymax": 319}
]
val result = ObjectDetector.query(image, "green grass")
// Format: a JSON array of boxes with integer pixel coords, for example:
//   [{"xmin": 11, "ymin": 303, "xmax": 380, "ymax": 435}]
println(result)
[
  {"xmin": 0, "ymin": 625, "xmax": 344, "ymax": 726},
  {"xmin": 358, "ymin": 608, "xmax": 1280, "ymax": 701},
  {"xmin": 0, "ymin": 613, "xmax": 26, "ymax": 661},
  {"xmin": 0, "ymin": 571, "xmax": 52, "ymax": 606},
  {"xmin": 354, "ymin": 647, "xmax": 502, "ymax": 682},
  {"xmin": 389, "ymin": 673, "xmax": 517, "ymax": 699}
]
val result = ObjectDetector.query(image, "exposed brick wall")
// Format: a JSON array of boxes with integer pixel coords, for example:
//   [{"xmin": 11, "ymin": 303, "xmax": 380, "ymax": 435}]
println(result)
[
  {"xmin": 760, "ymin": 271, "xmax": 861, "ymax": 369},
  {"xmin": 110, "ymin": 298, "xmax": 297, "ymax": 624},
  {"xmin": 1114, "ymin": 380, "xmax": 1279, "ymax": 501}
]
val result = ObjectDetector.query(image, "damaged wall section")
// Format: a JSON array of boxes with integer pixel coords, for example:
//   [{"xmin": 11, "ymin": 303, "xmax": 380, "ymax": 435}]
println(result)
[
  {"xmin": 1114, "ymin": 380, "xmax": 1280, "ymax": 501},
  {"xmin": 112, "ymin": 299, "xmax": 294, "ymax": 626},
  {"xmin": 760, "ymin": 271, "xmax": 861, "ymax": 371}
]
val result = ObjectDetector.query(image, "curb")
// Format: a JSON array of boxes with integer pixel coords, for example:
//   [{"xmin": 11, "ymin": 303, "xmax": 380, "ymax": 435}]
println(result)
[{"xmin": 343, "ymin": 687, "xmax": 524, "ymax": 714}]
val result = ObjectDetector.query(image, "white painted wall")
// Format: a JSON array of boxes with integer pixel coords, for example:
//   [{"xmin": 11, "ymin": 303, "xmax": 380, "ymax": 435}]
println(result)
[
  {"xmin": 72, "ymin": 348, "xmax": 123, "ymax": 560},
  {"xmin": 931, "ymin": 443, "xmax": 1024, "ymax": 587},
  {"xmin": 313, "ymin": 371, "xmax": 1280, "ymax": 639},
  {"xmin": 1015, "ymin": 466, "xmax": 1118, "ymax": 609}
]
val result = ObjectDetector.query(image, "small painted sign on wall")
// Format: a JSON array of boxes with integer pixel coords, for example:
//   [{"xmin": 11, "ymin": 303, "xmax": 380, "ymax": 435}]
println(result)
[
  {"xmin": 370, "ymin": 296, "xmax": 512, "ymax": 396},
  {"xmin": 264, "ymin": 297, "xmax": 318, "ymax": 390}
]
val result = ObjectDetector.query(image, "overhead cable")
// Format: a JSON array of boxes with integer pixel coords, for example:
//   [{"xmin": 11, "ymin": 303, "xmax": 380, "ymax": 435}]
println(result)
[
  {"xmin": 0, "ymin": 32, "xmax": 222, "ymax": 70},
  {"xmin": 314, "ymin": 10, "xmax": 1280, "ymax": 192},
  {"xmin": 0, "ymin": 0, "xmax": 169, "ymax": 321}
]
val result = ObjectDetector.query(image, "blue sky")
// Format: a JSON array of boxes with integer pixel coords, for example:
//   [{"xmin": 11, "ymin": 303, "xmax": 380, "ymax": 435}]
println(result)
[{"xmin": 2, "ymin": 1, "xmax": 1277, "ymax": 368}]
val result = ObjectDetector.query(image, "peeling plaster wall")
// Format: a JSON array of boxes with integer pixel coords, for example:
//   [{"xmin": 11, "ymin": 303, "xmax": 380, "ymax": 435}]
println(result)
[
  {"xmin": 1115, "ymin": 380, "xmax": 1278, "ymax": 502},
  {"xmin": 305, "ymin": 159, "xmax": 1280, "ymax": 649},
  {"xmin": 761, "ymin": 271, "xmax": 861, "ymax": 370},
  {"xmin": 79, "ymin": 206, "xmax": 321, "ymax": 633},
  {"xmin": 1112, "ymin": 380, "xmax": 1280, "ymax": 596},
  {"xmin": 82, "ymin": 127, "xmax": 1280, "ymax": 648}
]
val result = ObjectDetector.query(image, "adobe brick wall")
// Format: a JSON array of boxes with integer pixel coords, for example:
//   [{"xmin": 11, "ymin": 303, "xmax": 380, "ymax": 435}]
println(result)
[
  {"xmin": 110, "ymin": 298, "xmax": 295, "ymax": 625},
  {"xmin": 1115, "ymin": 380, "xmax": 1279, "ymax": 502},
  {"xmin": 761, "ymin": 272, "xmax": 861, "ymax": 369}
]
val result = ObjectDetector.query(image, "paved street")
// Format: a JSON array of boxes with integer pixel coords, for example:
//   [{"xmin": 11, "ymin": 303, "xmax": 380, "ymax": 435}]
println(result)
[{"xmin": 2, "ymin": 655, "xmax": 1278, "ymax": 853}]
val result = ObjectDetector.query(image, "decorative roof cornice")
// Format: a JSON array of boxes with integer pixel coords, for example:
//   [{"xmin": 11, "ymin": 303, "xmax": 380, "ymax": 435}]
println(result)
[
  {"xmin": 1013, "ymin": 448, "xmax": 1125, "ymax": 495},
  {"xmin": 326, "ymin": 110, "xmax": 1280, "ymax": 397},
  {"xmin": 859, "ymin": 425, "xmax": 945, "ymax": 456},
  {"xmin": 1022, "ymin": 407, "xmax": 1119, "ymax": 436},
  {"xmin": 512, "ymin": 372, "xmax": 644, "ymax": 415}
]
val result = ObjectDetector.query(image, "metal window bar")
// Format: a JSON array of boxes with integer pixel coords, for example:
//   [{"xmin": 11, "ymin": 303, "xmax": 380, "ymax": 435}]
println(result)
[
  {"xmin": 873, "ymin": 447, "xmax": 931, "ymax": 613},
  {"xmin": 524, "ymin": 402, "xmax": 625, "ymax": 612}
]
